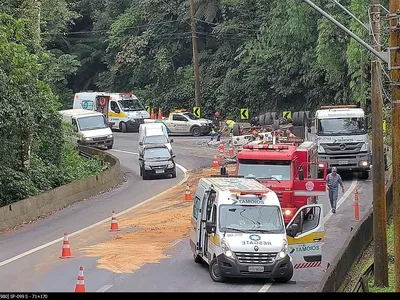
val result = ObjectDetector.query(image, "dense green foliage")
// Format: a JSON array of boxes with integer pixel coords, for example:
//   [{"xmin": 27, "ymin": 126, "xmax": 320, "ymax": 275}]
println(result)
[
  {"xmin": 0, "ymin": 0, "xmax": 392, "ymax": 204},
  {"xmin": 0, "ymin": 9, "xmax": 103, "ymax": 207},
  {"xmin": 18, "ymin": 0, "xmax": 388, "ymax": 120}
]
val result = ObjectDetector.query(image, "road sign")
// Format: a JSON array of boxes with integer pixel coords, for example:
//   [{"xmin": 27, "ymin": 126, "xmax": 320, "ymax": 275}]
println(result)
[
  {"xmin": 383, "ymin": 120, "xmax": 387, "ymax": 132},
  {"xmin": 193, "ymin": 106, "xmax": 201, "ymax": 118},
  {"xmin": 240, "ymin": 108, "xmax": 249, "ymax": 120},
  {"xmin": 283, "ymin": 111, "xmax": 292, "ymax": 119},
  {"xmin": 145, "ymin": 106, "xmax": 151, "ymax": 114}
]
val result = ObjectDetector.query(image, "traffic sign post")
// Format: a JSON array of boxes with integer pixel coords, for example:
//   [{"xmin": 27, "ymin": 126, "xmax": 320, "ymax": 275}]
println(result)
[
  {"xmin": 240, "ymin": 108, "xmax": 249, "ymax": 120},
  {"xmin": 283, "ymin": 111, "xmax": 292, "ymax": 119},
  {"xmin": 193, "ymin": 106, "xmax": 201, "ymax": 118}
]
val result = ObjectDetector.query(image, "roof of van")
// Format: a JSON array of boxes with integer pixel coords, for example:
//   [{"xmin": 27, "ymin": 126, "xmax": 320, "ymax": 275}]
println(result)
[
  {"xmin": 59, "ymin": 109, "xmax": 103, "ymax": 118},
  {"xmin": 201, "ymin": 177, "xmax": 270, "ymax": 193}
]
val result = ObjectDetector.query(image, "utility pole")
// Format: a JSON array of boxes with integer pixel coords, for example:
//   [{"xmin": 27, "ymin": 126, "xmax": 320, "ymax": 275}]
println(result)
[
  {"xmin": 189, "ymin": 0, "xmax": 201, "ymax": 107},
  {"xmin": 370, "ymin": 0, "xmax": 389, "ymax": 287},
  {"xmin": 388, "ymin": 0, "xmax": 400, "ymax": 292}
]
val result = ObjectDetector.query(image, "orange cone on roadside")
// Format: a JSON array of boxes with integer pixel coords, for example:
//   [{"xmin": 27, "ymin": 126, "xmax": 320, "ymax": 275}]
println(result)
[
  {"xmin": 218, "ymin": 140, "xmax": 224, "ymax": 153},
  {"xmin": 59, "ymin": 232, "xmax": 73, "ymax": 259},
  {"xmin": 212, "ymin": 154, "xmax": 219, "ymax": 168},
  {"xmin": 354, "ymin": 189, "xmax": 359, "ymax": 221},
  {"xmin": 228, "ymin": 145, "xmax": 234, "ymax": 157},
  {"xmin": 150, "ymin": 108, "xmax": 155, "ymax": 119},
  {"xmin": 157, "ymin": 108, "xmax": 162, "ymax": 119},
  {"xmin": 74, "ymin": 266, "xmax": 86, "ymax": 292},
  {"xmin": 184, "ymin": 184, "xmax": 192, "ymax": 201},
  {"xmin": 109, "ymin": 210, "xmax": 120, "ymax": 232}
]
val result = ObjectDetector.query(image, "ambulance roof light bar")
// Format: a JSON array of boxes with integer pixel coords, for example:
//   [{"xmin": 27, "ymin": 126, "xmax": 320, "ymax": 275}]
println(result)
[
  {"xmin": 320, "ymin": 105, "xmax": 357, "ymax": 109},
  {"xmin": 229, "ymin": 189, "xmax": 270, "ymax": 196}
]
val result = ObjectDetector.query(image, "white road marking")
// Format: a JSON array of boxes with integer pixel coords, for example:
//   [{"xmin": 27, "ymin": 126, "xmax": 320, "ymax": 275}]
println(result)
[
  {"xmin": 258, "ymin": 282, "xmax": 273, "ymax": 292},
  {"xmin": 97, "ymin": 284, "xmax": 113, "ymax": 292},
  {"xmin": 258, "ymin": 178, "xmax": 358, "ymax": 292},
  {"xmin": 0, "ymin": 149, "xmax": 189, "ymax": 268}
]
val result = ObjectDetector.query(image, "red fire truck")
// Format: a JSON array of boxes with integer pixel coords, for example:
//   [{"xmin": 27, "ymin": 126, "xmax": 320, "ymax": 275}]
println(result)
[{"xmin": 234, "ymin": 136, "xmax": 328, "ymax": 224}]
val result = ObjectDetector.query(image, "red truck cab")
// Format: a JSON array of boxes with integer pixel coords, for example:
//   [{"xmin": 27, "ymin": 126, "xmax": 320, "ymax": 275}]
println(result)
[{"xmin": 235, "ymin": 140, "xmax": 327, "ymax": 224}]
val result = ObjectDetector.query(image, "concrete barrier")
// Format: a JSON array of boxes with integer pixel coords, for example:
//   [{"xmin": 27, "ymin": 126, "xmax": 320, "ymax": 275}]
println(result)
[
  {"xmin": 0, "ymin": 146, "xmax": 123, "ymax": 232},
  {"xmin": 318, "ymin": 173, "xmax": 394, "ymax": 292}
]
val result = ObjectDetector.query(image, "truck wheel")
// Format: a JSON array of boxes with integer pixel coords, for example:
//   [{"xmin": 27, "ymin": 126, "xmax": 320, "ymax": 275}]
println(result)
[
  {"xmin": 274, "ymin": 262, "xmax": 294, "ymax": 283},
  {"xmin": 359, "ymin": 171, "xmax": 369, "ymax": 180},
  {"xmin": 259, "ymin": 114, "xmax": 266, "ymax": 126},
  {"xmin": 120, "ymin": 122, "xmax": 127, "ymax": 133},
  {"xmin": 271, "ymin": 112, "xmax": 278, "ymax": 120},
  {"xmin": 191, "ymin": 126, "xmax": 201, "ymax": 137},
  {"xmin": 232, "ymin": 123, "xmax": 241, "ymax": 136},
  {"xmin": 273, "ymin": 119, "xmax": 280, "ymax": 130},
  {"xmin": 209, "ymin": 257, "xmax": 226, "ymax": 282},
  {"xmin": 264, "ymin": 113, "xmax": 273, "ymax": 125},
  {"xmin": 107, "ymin": 144, "xmax": 113, "ymax": 149},
  {"xmin": 193, "ymin": 253, "xmax": 203, "ymax": 264}
]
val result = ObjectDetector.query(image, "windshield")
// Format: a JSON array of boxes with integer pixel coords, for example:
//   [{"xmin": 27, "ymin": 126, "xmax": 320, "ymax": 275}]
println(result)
[
  {"xmin": 183, "ymin": 112, "xmax": 199, "ymax": 120},
  {"xmin": 237, "ymin": 160, "xmax": 291, "ymax": 181},
  {"xmin": 118, "ymin": 99, "xmax": 145, "ymax": 111},
  {"xmin": 144, "ymin": 148, "xmax": 171, "ymax": 160},
  {"xmin": 77, "ymin": 115, "xmax": 109, "ymax": 131},
  {"xmin": 219, "ymin": 205, "xmax": 284, "ymax": 233},
  {"xmin": 317, "ymin": 117, "xmax": 366, "ymax": 135},
  {"xmin": 144, "ymin": 135, "xmax": 169, "ymax": 144}
]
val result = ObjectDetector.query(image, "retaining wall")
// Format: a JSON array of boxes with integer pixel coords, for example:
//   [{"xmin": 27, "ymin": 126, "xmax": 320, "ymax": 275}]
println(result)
[
  {"xmin": 0, "ymin": 146, "xmax": 123, "ymax": 232},
  {"xmin": 318, "ymin": 173, "xmax": 394, "ymax": 292}
]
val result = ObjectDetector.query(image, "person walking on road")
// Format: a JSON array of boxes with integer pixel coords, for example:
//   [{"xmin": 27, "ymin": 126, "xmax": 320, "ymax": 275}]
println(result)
[{"xmin": 326, "ymin": 167, "xmax": 344, "ymax": 214}]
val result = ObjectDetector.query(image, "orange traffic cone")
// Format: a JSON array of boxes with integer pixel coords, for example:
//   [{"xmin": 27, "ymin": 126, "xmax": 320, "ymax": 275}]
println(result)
[
  {"xmin": 218, "ymin": 140, "xmax": 224, "ymax": 153},
  {"xmin": 59, "ymin": 232, "xmax": 73, "ymax": 259},
  {"xmin": 74, "ymin": 266, "xmax": 86, "ymax": 292},
  {"xmin": 150, "ymin": 108, "xmax": 155, "ymax": 119},
  {"xmin": 212, "ymin": 154, "xmax": 219, "ymax": 168},
  {"xmin": 157, "ymin": 108, "xmax": 162, "ymax": 119},
  {"xmin": 109, "ymin": 210, "xmax": 120, "ymax": 232},
  {"xmin": 184, "ymin": 184, "xmax": 192, "ymax": 201},
  {"xmin": 228, "ymin": 145, "xmax": 234, "ymax": 157}
]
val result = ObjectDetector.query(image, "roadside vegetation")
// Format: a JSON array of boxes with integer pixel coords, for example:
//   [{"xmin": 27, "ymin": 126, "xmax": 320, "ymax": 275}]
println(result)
[
  {"xmin": 367, "ymin": 221, "xmax": 395, "ymax": 292},
  {"xmin": 0, "ymin": 13, "xmax": 103, "ymax": 207}
]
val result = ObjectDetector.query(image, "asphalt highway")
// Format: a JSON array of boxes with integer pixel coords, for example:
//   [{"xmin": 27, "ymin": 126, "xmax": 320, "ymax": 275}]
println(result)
[{"xmin": 0, "ymin": 133, "xmax": 372, "ymax": 292}]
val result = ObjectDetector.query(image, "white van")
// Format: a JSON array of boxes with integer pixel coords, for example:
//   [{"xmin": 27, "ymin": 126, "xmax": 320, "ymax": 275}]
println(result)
[
  {"xmin": 59, "ymin": 109, "xmax": 114, "ymax": 149},
  {"xmin": 189, "ymin": 177, "xmax": 324, "ymax": 283},
  {"xmin": 138, "ymin": 123, "xmax": 173, "ymax": 154}
]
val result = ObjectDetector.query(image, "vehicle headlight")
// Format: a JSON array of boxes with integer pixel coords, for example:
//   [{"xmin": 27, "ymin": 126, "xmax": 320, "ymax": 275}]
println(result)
[
  {"xmin": 360, "ymin": 143, "xmax": 368, "ymax": 152},
  {"xmin": 201, "ymin": 122, "xmax": 208, "ymax": 126},
  {"xmin": 128, "ymin": 115, "xmax": 136, "ymax": 120},
  {"xmin": 107, "ymin": 134, "xmax": 113, "ymax": 139},
  {"xmin": 277, "ymin": 240, "xmax": 289, "ymax": 259},
  {"xmin": 84, "ymin": 137, "xmax": 92, "ymax": 141},
  {"xmin": 144, "ymin": 163, "xmax": 152, "ymax": 170},
  {"xmin": 221, "ymin": 238, "xmax": 235, "ymax": 258},
  {"xmin": 318, "ymin": 145, "xmax": 325, "ymax": 153},
  {"xmin": 167, "ymin": 162, "xmax": 174, "ymax": 169}
]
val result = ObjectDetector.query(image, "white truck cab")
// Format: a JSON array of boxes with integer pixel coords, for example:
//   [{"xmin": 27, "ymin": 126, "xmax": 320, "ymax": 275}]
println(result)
[
  {"xmin": 314, "ymin": 105, "xmax": 370, "ymax": 178},
  {"xmin": 189, "ymin": 177, "xmax": 324, "ymax": 283}
]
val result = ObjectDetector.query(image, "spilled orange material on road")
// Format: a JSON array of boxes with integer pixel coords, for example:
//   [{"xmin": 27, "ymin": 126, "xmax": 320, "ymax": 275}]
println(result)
[{"xmin": 80, "ymin": 165, "xmax": 235, "ymax": 274}]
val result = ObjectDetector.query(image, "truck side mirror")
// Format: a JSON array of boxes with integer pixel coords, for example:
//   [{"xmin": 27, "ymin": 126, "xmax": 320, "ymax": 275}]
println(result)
[
  {"xmin": 139, "ymin": 142, "xmax": 143, "ymax": 145},
  {"xmin": 298, "ymin": 168, "xmax": 304, "ymax": 180},
  {"xmin": 170, "ymin": 139, "xmax": 174, "ymax": 143},
  {"xmin": 286, "ymin": 224, "xmax": 299, "ymax": 237},
  {"xmin": 206, "ymin": 222, "xmax": 216, "ymax": 234}
]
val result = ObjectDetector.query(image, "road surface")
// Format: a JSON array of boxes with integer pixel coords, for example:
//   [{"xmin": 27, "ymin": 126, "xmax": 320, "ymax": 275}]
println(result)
[{"xmin": 0, "ymin": 133, "xmax": 372, "ymax": 292}]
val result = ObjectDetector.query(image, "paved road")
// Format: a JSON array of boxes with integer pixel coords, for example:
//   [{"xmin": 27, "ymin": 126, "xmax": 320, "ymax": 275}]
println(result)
[{"xmin": 0, "ymin": 132, "xmax": 372, "ymax": 292}]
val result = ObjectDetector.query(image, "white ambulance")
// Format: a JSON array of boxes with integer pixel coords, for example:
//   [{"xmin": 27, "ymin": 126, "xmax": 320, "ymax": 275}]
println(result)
[
  {"xmin": 73, "ymin": 91, "xmax": 150, "ymax": 132},
  {"xmin": 189, "ymin": 177, "xmax": 324, "ymax": 283}
]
